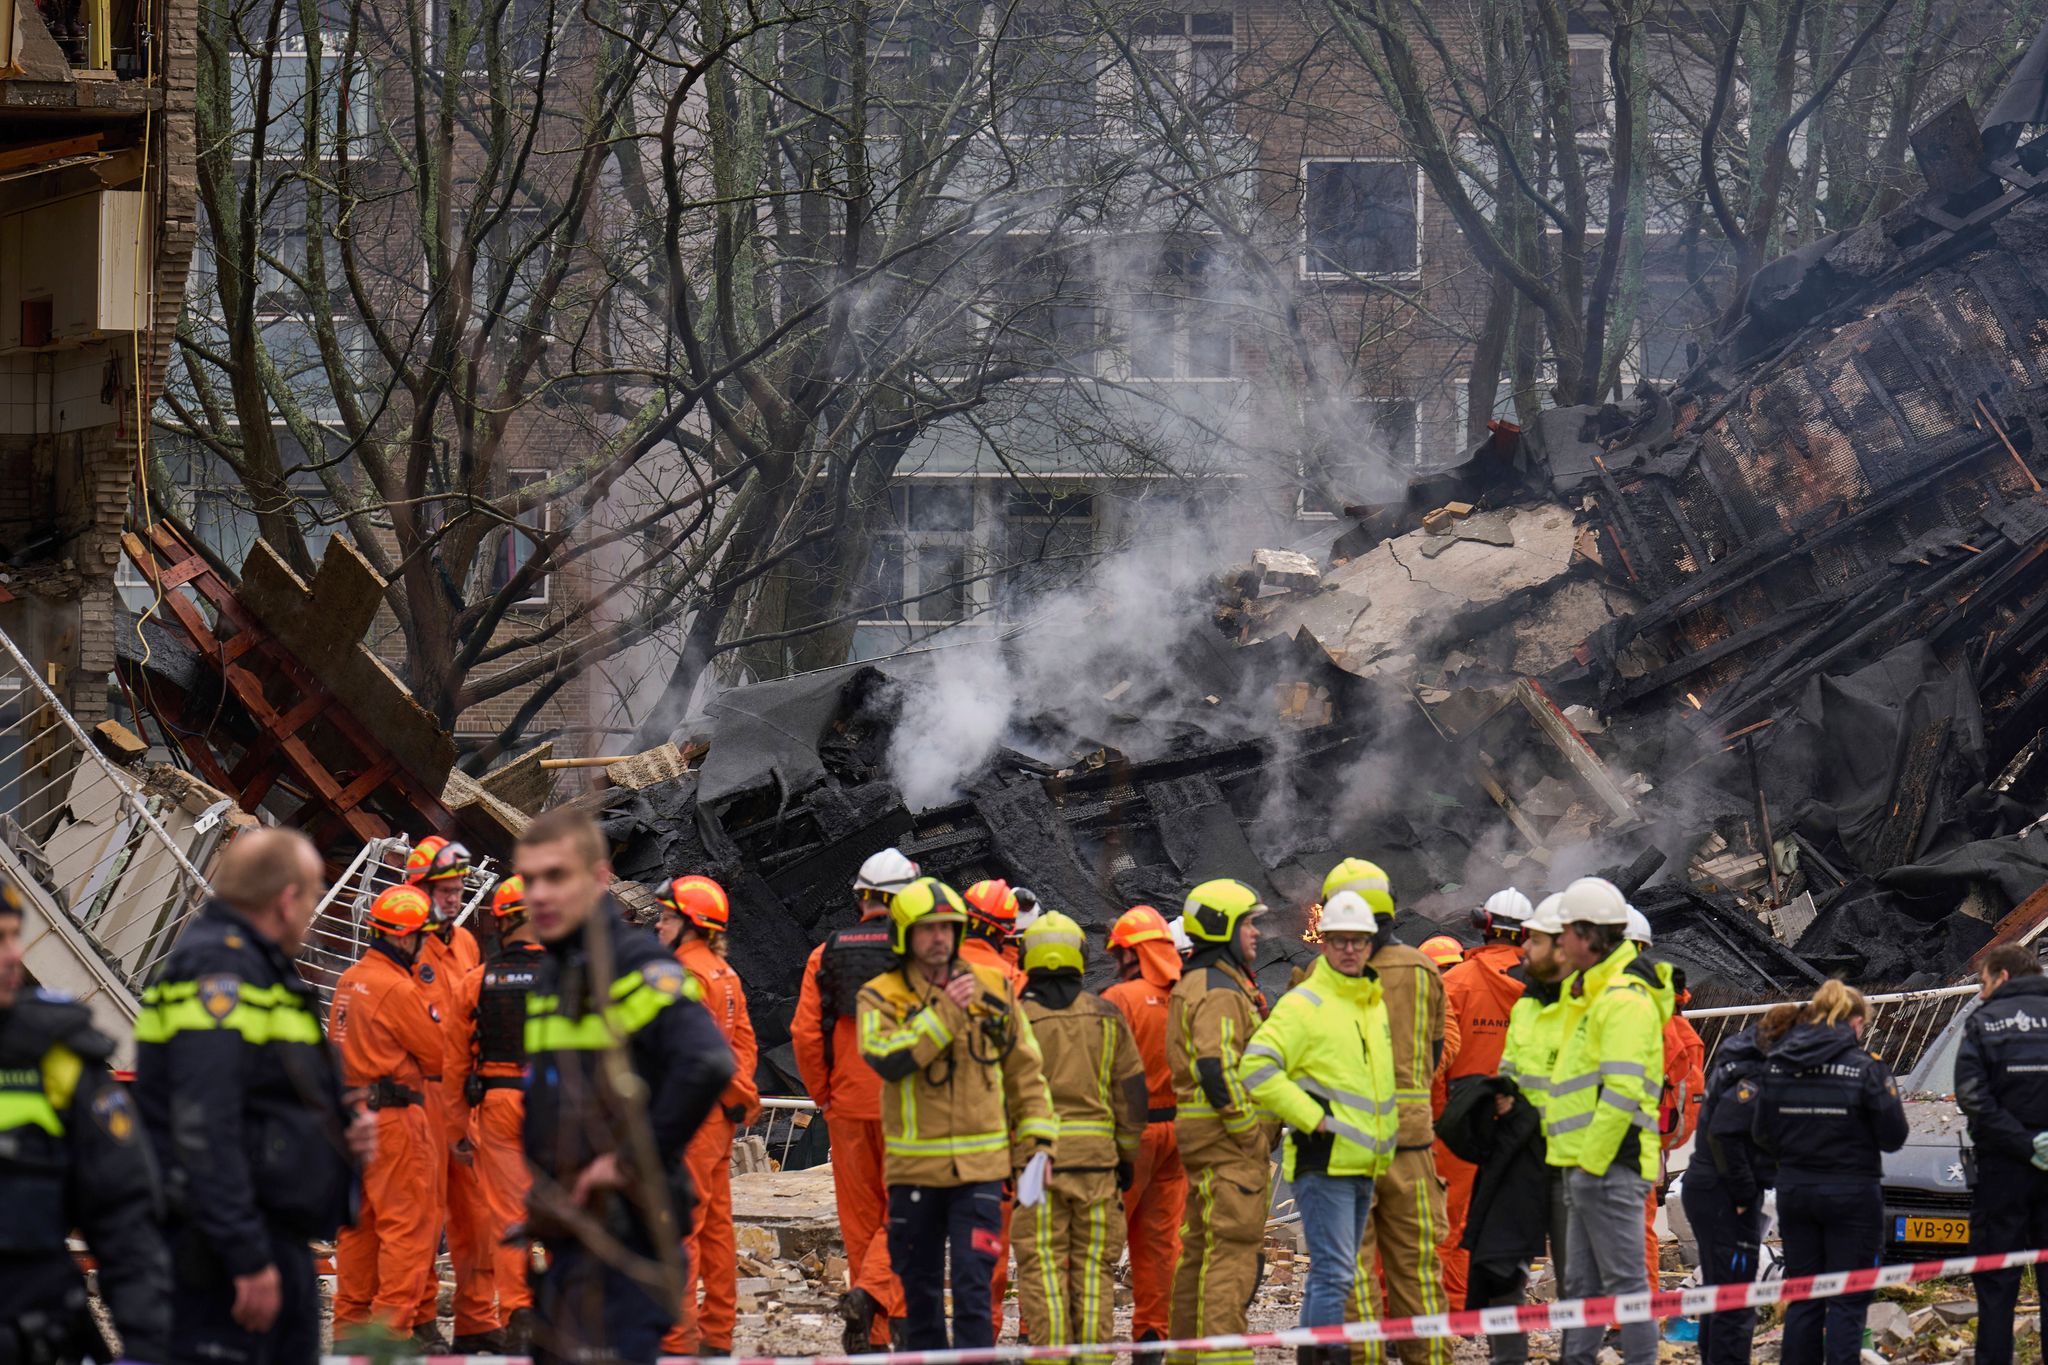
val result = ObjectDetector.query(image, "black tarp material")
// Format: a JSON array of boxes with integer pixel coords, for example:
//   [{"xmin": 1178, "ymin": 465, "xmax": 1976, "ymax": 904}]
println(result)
[{"xmin": 694, "ymin": 667, "xmax": 876, "ymax": 806}]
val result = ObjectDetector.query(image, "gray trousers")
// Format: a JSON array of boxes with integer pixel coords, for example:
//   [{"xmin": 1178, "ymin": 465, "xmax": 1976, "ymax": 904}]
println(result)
[
  {"xmin": 1561, "ymin": 1166, "xmax": 1656, "ymax": 1365},
  {"xmin": 1483, "ymin": 1168, "xmax": 1571, "ymax": 1365}
]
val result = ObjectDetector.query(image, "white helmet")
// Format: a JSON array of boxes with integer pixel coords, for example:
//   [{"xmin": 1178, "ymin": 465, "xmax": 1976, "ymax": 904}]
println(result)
[
  {"xmin": 1012, "ymin": 887, "xmax": 1042, "ymax": 933},
  {"xmin": 1167, "ymin": 915, "xmax": 1194, "ymax": 954},
  {"xmin": 1484, "ymin": 888, "xmax": 1533, "ymax": 929},
  {"xmin": 1557, "ymin": 876, "xmax": 1629, "ymax": 927},
  {"xmin": 854, "ymin": 848, "xmax": 920, "ymax": 897},
  {"xmin": 1523, "ymin": 894, "xmax": 1568, "ymax": 936},
  {"xmin": 1318, "ymin": 890, "xmax": 1379, "ymax": 936},
  {"xmin": 1624, "ymin": 906, "xmax": 1653, "ymax": 945}
]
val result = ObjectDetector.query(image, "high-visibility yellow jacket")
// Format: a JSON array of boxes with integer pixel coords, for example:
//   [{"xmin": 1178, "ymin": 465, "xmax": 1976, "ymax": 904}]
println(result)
[
  {"xmin": 857, "ymin": 959, "xmax": 1059, "ymax": 1187},
  {"xmin": 1367, "ymin": 941, "xmax": 1446, "ymax": 1149},
  {"xmin": 1019, "ymin": 981, "xmax": 1148, "ymax": 1171},
  {"xmin": 1499, "ymin": 969, "xmax": 1566, "ymax": 1125},
  {"xmin": 1168, "ymin": 952, "xmax": 1276, "ymax": 1168},
  {"xmin": 1544, "ymin": 941, "xmax": 1664, "ymax": 1180},
  {"xmin": 1238, "ymin": 957, "xmax": 1398, "ymax": 1180}
]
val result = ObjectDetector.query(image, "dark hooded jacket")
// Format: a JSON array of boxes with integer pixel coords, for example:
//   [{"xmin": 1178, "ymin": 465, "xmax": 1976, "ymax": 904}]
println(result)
[
  {"xmin": 1692, "ymin": 1029, "xmax": 1774, "ymax": 1208},
  {"xmin": 1957, "ymin": 974, "xmax": 2048, "ymax": 1162},
  {"xmin": 1753, "ymin": 1021, "xmax": 1908, "ymax": 1184},
  {"xmin": 1436, "ymin": 1071, "xmax": 1546, "ymax": 1274}
]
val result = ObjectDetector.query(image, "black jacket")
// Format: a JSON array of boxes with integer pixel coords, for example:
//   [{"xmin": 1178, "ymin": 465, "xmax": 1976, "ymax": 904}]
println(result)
[
  {"xmin": 523, "ymin": 899, "xmax": 734, "ymax": 1252},
  {"xmin": 1753, "ymin": 1021, "xmax": 1908, "ymax": 1185},
  {"xmin": 1693, "ymin": 1029, "xmax": 1774, "ymax": 1208},
  {"xmin": 1957, "ymin": 975, "xmax": 2048, "ymax": 1162},
  {"xmin": 1437, "ymin": 1072, "xmax": 1548, "ymax": 1269},
  {"xmin": 0, "ymin": 991, "xmax": 170, "ymax": 1363},
  {"xmin": 134, "ymin": 900, "xmax": 356, "ymax": 1275}
]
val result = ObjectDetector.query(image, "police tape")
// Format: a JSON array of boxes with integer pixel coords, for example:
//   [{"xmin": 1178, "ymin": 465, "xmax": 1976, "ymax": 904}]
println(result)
[{"xmin": 320, "ymin": 1245, "xmax": 2047, "ymax": 1365}]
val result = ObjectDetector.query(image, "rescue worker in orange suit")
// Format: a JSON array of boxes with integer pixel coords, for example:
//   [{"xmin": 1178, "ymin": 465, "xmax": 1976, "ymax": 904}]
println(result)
[
  {"xmin": 1100, "ymin": 905, "xmax": 1186, "ymax": 1344},
  {"xmin": 404, "ymin": 836, "xmax": 499, "ymax": 1351},
  {"xmin": 792, "ymin": 848, "xmax": 919, "ymax": 1351},
  {"xmin": 331, "ymin": 884, "xmax": 445, "ymax": 1341},
  {"xmin": 1434, "ymin": 890, "xmax": 1532, "ymax": 1307},
  {"xmin": 656, "ymin": 875, "xmax": 761, "ymax": 1357},
  {"xmin": 961, "ymin": 877, "xmax": 1029, "ymax": 1334},
  {"xmin": 1623, "ymin": 910, "xmax": 1703, "ymax": 1293},
  {"xmin": 454, "ymin": 876, "xmax": 543, "ymax": 1351}
]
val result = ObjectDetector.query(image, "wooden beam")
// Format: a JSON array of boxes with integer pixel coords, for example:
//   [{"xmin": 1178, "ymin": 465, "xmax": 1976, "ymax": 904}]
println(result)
[{"xmin": 0, "ymin": 132, "xmax": 102, "ymax": 174}]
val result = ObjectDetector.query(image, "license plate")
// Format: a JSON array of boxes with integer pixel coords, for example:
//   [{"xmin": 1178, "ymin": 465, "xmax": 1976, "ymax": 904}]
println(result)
[{"xmin": 1894, "ymin": 1215, "xmax": 1969, "ymax": 1244}]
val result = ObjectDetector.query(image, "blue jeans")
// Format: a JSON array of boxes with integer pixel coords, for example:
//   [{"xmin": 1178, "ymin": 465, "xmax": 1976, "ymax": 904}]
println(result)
[{"xmin": 1295, "ymin": 1171, "xmax": 1377, "ymax": 1328}]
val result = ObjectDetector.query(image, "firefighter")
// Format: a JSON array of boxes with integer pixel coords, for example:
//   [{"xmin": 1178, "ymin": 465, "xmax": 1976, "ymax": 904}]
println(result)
[
  {"xmin": 456, "ymin": 876, "xmax": 544, "ymax": 1349},
  {"xmin": 1166, "ymin": 877, "xmax": 1275, "ymax": 1365},
  {"xmin": 1326, "ymin": 859, "xmax": 1450, "ymax": 1365},
  {"xmin": 1957, "ymin": 945, "xmax": 2048, "ymax": 1365},
  {"xmin": 963, "ymin": 878, "xmax": 1027, "ymax": 989},
  {"xmin": 656, "ymin": 876, "xmax": 761, "ymax": 1357},
  {"xmin": 1435, "ymin": 889, "xmax": 1531, "ymax": 1306},
  {"xmin": 136, "ymin": 828, "xmax": 371, "ymax": 1365},
  {"xmin": 403, "ymin": 835, "xmax": 499, "ymax": 1350},
  {"xmin": 1241, "ymin": 890, "xmax": 1398, "ymax": 1365},
  {"xmin": 1545, "ymin": 878, "xmax": 1664, "ymax": 1365},
  {"xmin": 856, "ymin": 877, "xmax": 1058, "ymax": 1351},
  {"xmin": 1622, "ymin": 910, "xmax": 1701, "ymax": 1296},
  {"xmin": 0, "ymin": 874, "xmax": 169, "ymax": 1365},
  {"xmin": 331, "ymin": 884, "xmax": 445, "ymax": 1340},
  {"xmin": 1012, "ymin": 912, "xmax": 1147, "ymax": 1362},
  {"xmin": 792, "ymin": 848, "xmax": 918, "ymax": 1351},
  {"xmin": 1418, "ymin": 936, "xmax": 1463, "ymax": 971},
  {"xmin": 518, "ymin": 809, "xmax": 735, "ymax": 1365},
  {"xmin": 1101, "ymin": 905, "xmax": 1186, "ymax": 1343}
]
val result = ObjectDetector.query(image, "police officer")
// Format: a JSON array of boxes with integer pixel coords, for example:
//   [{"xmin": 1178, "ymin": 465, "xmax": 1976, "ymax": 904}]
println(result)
[
  {"xmin": 1753, "ymin": 980, "xmax": 1907, "ymax": 1365},
  {"xmin": 456, "ymin": 876, "xmax": 544, "ymax": 1349},
  {"xmin": 136, "ymin": 828, "xmax": 372, "ymax": 1365},
  {"xmin": 1957, "ymin": 945, "xmax": 2048, "ymax": 1365},
  {"xmin": 517, "ymin": 809, "xmax": 735, "ymax": 1365},
  {"xmin": 0, "ymin": 874, "xmax": 168, "ymax": 1365},
  {"xmin": 791, "ymin": 848, "xmax": 917, "ymax": 1351}
]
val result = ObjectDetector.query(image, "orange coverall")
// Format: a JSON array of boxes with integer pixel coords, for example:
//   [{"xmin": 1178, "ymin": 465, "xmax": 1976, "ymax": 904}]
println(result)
[
  {"xmin": 958, "ymin": 934, "xmax": 1025, "ymax": 1326},
  {"xmin": 454, "ymin": 941, "xmax": 545, "ymax": 1319},
  {"xmin": 331, "ymin": 943, "xmax": 444, "ymax": 1331},
  {"xmin": 666, "ymin": 939, "xmax": 761, "ymax": 1355},
  {"xmin": 1102, "ymin": 939, "xmax": 1186, "ymax": 1341},
  {"xmin": 1433, "ymin": 942, "xmax": 1525, "ymax": 1306},
  {"xmin": 791, "ymin": 918, "xmax": 904, "ymax": 1348},
  {"xmin": 413, "ymin": 923, "xmax": 499, "ymax": 1337},
  {"xmin": 1645, "ymin": 1009, "xmax": 1707, "ymax": 1287}
]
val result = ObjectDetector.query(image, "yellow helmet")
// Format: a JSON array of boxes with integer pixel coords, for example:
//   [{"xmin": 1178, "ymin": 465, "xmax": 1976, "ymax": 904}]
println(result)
[
  {"xmin": 1182, "ymin": 878, "xmax": 1266, "ymax": 944},
  {"xmin": 1321, "ymin": 857, "xmax": 1395, "ymax": 922},
  {"xmin": 1021, "ymin": 910, "xmax": 1086, "ymax": 976},
  {"xmin": 888, "ymin": 876, "xmax": 968, "ymax": 955}
]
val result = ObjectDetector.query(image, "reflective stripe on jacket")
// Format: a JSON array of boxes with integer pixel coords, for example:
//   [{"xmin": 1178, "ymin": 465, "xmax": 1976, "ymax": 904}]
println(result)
[
  {"xmin": 1544, "ymin": 941, "xmax": 1664, "ymax": 1179},
  {"xmin": 1500, "ymin": 971, "xmax": 1565, "ymax": 1124},
  {"xmin": 857, "ymin": 960, "xmax": 1058, "ymax": 1186},
  {"xmin": 1367, "ymin": 941, "xmax": 1446, "ymax": 1149},
  {"xmin": 1168, "ymin": 955, "xmax": 1273, "ymax": 1167},
  {"xmin": 1239, "ymin": 957, "xmax": 1397, "ymax": 1180}
]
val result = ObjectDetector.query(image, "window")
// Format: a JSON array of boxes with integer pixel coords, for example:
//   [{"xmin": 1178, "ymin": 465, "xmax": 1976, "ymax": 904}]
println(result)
[
  {"xmin": 1127, "ymin": 11, "xmax": 1234, "ymax": 130},
  {"xmin": 1000, "ymin": 488, "xmax": 1095, "ymax": 607},
  {"xmin": 1297, "ymin": 397, "xmax": 1419, "ymax": 516},
  {"xmin": 161, "ymin": 431, "xmax": 346, "ymax": 568},
  {"xmin": 1003, "ymin": 21, "xmax": 1101, "ymax": 135},
  {"xmin": 430, "ymin": 0, "xmax": 562, "ymax": 75},
  {"xmin": 862, "ymin": 484, "xmax": 977, "ymax": 624},
  {"xmin": 484, "ymin": 471, "xmax": 553, "ymax": 606},
  {"xmin": 467, "ymin": 205, "xmax": 551, "ymax": 328},
  {"xmin": 1126, "ymin": 245, "xmax": 1230, "ymax": 379},
  {"xmin": 229, "ymin": 53, "xmax": 373, "ymax": 160},
  {"xmin": 1568, "ymin": 36, "xmax": 1611, "ymax": 139},
  {"xmin": 1302, "ymin": 160, "xmax": 1421, "ymax": 279},
  {"xmin": 995, "ymin": 245, "xmax": 1100, "ymax": 374}
]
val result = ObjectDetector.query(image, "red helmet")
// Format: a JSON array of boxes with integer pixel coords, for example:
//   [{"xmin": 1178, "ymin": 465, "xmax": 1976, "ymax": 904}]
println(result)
[
  {"xmin": 489, "ymin": 876, "xmax": 527, "ymax": 920},
  {"xmin": 405, "ymin": 836, "xmax": 471, "ymax": 884},
  {"xmin": 962, "ymin": 879, "xmax": 1018, "ymax": 935},
  {"xmin": 660, "ymin": 875, "xmax": 731, "ymax": 934},
  {"xmin": 1419, "ymin": 934, "xmax": 1465, "ymax": 969},
  {"xmin": 1108, "ymin": 905, "xmax": 1173, "ymax": 949},
  {"xmin": 367, "ymin": 884, "xmax": 432, "ymax": 936}
]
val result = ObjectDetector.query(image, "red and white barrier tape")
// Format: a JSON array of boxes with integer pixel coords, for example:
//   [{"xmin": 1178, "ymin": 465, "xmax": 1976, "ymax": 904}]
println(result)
[{"xmin": 324, "ymin": 1245, "xmax": 2043, "ymax": 1365}]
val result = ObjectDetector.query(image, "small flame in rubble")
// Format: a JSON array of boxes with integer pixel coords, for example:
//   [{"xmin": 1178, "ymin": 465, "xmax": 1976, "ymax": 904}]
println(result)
[
  {"xmin": 1686, "ymin": 693, "xmax": 1703, "ymax": 710},
  {"xmin": 1302, "ymin": 901, "xmax": 1323, "ymax": 945}
]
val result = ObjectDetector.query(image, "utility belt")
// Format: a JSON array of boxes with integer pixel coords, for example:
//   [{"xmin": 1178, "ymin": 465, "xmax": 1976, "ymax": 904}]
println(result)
[
  {"xmin": 366, "ymin": 1078, "xmax": 425, "ymax": 1110},
  {"xmin": 0, "ymin": 1281, "xmax": 106, "ymax": 1365},
  {"xmin": 1147, "ymin": 1106, "xmax": 1178, "ymax": 1123},
  {"xmin": 464, "ymin": 1074, "xmax": 525, "ymax": 1105}
]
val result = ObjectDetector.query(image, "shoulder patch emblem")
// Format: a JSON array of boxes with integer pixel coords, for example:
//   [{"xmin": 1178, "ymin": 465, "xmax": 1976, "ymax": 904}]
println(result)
[
  {"xmin": 197, "ymin": 974, "xmax": 241, "ymax": 1021},
  {"xmin": 1735, "ymin": 1081, "xmax": 1755, "ymax": 1102},
  {"xmin": 419, "ymin": 964, "xmax": 437, "ymax": 985},
  {"xmin": 223, "ymin": 933, "xmax": 244, "ymax": 949},
  {"xmin": 643, "ymin": 960, "xmax": 687, "ymax": 998},
  {"xmin": 91, "ymin": 1086, "xmax": 138, "ymax": 1143}
]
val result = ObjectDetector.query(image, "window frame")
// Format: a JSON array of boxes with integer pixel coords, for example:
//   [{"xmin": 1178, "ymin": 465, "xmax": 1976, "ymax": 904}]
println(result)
[
  {"xmin": 484, "ymin": 469, "xmax": 555, "ymax": 608},
  {"xmin": 1298, "ymin": 157, "xmax": 1425, "ymax": 283}
]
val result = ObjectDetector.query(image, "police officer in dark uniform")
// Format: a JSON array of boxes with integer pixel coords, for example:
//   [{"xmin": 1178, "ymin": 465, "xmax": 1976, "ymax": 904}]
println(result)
[
  {"xmin": 1957, "ymin": 944, "xmax": 2048, "ymax": 1365},
  {"xmin": 513, "ymin": 809, "xmax": 734, "ymax": 1365},
  {"xmin": 134, "ymin": 829, "xmax": 373, "ymax": 1365},
  {"xmin": 0, "ymin": 874, "xmax": 169, "ymax": 1365},
  {"xmin": 1753, "ymin": 981, "xmax": 1908, "ymax": 1365}
]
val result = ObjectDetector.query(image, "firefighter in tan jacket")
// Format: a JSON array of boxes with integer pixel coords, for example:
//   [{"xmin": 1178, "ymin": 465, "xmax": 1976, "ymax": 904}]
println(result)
[
  {"xmin": 1167, "ymin": 879, "xmax": 1278, "ymax": 1365},
  {"xmin": 1013, "ymin": 912, "xmax": 1147, "ymax": 1362},
  {"xmin": 1325, "ymin": 860, "xmax": 1452, "ymax": 1365},
  {"xmin": 857, "ymin": 878, "xmax": 1059, "ymax": 1351}
]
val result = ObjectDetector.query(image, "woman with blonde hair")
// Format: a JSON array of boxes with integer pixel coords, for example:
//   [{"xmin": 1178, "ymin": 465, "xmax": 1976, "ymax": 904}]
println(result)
[{"xmin": 1752, "ymin": 981, "xmax": 1908, "ymax": 1365}]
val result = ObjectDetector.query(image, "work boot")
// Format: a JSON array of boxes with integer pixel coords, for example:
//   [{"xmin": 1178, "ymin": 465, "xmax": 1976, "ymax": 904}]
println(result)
[
  {"xmin": 408, "ymin": 1323, "xmax": 451, "ymax": 1353},
  {"xmin": 450, "ymin": 1330, "xmax": 506, "ymax": 1354},
  {"xmin": 500, "ymin": 1308, "xmax": 535, "ymax": 1353},
  {"xmin": 890, "ymin": 1317, "xmax": 908, "ymax": 1352},
  {"xmin": 839, "ymin": 1288, "xmax": 881, "ymax": 1353}
]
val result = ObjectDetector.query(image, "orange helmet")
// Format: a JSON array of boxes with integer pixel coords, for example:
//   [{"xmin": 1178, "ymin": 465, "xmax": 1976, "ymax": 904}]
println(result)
[
  {"xmin": 489, "ymin": 876, "xmax": 527, "ymax": 920},
  {"xmin": 1108, "ymin": 904, "xmax": 1173, "ymax": 949},
  {"xmin": 1419, "ymin": 934, "xmax": 1464, "ymax": 968},
  {"xmin": 405, "ymin": 836, "xmax": 471, "ymax": 884},
  {"xmin": 367, "ymin": 884, "xmax": 432, "ymax": 936},
  {"xmin": 660, "ymin": 875, "xmax": 731, "ymax": 934},
  {"xmin": 962, "ymin": 879, "xmax": 1018, "ymax": 935}
]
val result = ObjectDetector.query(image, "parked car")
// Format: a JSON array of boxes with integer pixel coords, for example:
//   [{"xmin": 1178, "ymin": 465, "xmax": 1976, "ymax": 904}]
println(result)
[{"xmin": 1879, "ymin": 1003, "xmax": 1977, "ymax": 1261}]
